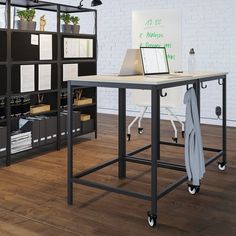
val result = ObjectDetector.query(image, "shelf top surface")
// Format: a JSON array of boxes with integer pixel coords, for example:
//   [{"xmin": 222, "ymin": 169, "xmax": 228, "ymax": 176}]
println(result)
[
  {"xmin": 69, "ymin": 72, "xmax": 227, "ymax": 88},
  {"xmin": 0, "ymin": 0, "xmax": 96, "ymax": 13}
]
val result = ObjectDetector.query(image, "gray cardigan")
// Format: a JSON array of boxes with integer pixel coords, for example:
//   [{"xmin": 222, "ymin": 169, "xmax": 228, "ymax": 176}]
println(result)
[{"xmin": 184, "ymin": 88, "xmax": 205, "ymax": 186}]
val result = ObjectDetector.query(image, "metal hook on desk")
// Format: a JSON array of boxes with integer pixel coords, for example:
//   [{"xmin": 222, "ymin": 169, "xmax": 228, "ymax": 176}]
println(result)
[
  {"xmin": 160, "ymin": 90, "xmax": 167, "ymax": 97},
  {"xmin": 201, "ymin": 82, "xmax": 207, "ymax": 89},
  {"xmin": 186, "ymin": 84, "xmax": 192, "ymax": 91},
  {"xmin": 218, "ymin": 78, "xmax": 223, "ymax": 85}
]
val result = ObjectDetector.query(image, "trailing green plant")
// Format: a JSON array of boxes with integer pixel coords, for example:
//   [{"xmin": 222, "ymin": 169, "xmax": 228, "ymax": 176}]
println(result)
[
  {"xmin": 70, "ymin": 16, "xmax": 80, "ymax": 25},
  {"xmin": 60, "ymin": 13, "xmax": 71, "ymax": 25},
  {"xmin": 17, "ymin": 9, "xmax": 28, "ymax": 21}
]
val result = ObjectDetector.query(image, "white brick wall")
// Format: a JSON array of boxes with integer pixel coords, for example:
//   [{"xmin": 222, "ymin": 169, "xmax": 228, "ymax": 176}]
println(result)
[
  {"xmin": 17, "ymin": 0, "xmax": 236, "ymax": 126},
  {"xmin": 95, "ymin": 0, "xmax": 236, "ymax": 127}
]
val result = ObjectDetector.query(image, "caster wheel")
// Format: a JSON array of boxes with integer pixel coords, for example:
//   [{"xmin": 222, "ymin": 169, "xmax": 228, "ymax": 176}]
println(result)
[
  {"xmin": 127, "ymin": 134, "xmax": 131, "ymax": 141},
  {"xmin": 138, "ymin": 128, "xmax": 144, "ymax": 135},
  {"xmin": 147, "ymin": 213, "xmax": 157, "ymax": 227},
  {"xmin": 218, "ymin": 162, "xmax": 226, "ymax": 171},
  {"xmin": 172, "ymin": 137, "xmax": 178, "ymax": 143},
  {"xmin": 182, "ymin": 131, "xmax": 185, "ymax": 138},
  {"xmin": 188, "ymin": 184, "xmax": 200, "ymax": 195}
]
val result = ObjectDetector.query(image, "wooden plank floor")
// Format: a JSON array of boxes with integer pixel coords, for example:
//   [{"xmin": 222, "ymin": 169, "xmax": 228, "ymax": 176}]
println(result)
[{"xmin": 0, "ymin": 114, "xmax": 236, "ymax": 236}]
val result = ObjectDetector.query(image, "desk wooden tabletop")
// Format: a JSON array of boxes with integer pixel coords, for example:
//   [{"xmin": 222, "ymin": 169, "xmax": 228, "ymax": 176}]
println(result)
[{"xmin": 72, "ymin": 72, "xmax": 226, "ymax": 84}]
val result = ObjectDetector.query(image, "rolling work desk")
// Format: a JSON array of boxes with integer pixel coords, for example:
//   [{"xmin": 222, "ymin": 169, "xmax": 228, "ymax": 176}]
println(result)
[{"xmin": 67, "ymin": 72, "xmax": 227, "ymax": 227}]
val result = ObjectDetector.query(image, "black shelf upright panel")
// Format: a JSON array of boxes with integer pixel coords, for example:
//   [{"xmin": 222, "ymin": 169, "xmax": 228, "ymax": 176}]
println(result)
[
  {"xmin": 6, "ymin": 0, "xmax": 11, "ymax": 166},
  {"xmin": 56, "ymin": 4, "xmax": 61, "ymax": 150}
]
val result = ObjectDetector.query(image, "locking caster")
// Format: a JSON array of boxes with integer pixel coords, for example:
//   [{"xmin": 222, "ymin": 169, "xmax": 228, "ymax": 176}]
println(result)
[
  {"xmin": 218, "ymin": 161, "xmax": 226, "ymax": 171},
  {"xmin": 188, "ymin": 184, "xmax": 200, "ymax": 195},
  {"xmin": 138, "ymin": 127, "xmax": 144, "ymax": 134},
  {"xmin": 172, "ymin": 137, "xmax": 178, "ymax": 143},
  {"xmin": 147, "ymin": 212, "xmax": 157, "ymax": 227},
  {"xmin": 127, "ymin": 134, "xmax": 131, "ymax": 141}
]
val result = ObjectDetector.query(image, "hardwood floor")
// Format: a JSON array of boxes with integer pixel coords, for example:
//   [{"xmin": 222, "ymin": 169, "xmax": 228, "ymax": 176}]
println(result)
[{"xmin": 0, "ymin": 114, "xmax": 236, "ymax": 236}]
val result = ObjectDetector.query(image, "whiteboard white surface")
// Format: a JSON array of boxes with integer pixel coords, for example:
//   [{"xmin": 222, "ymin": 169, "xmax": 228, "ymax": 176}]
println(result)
[
  {"xmin": 132, "ymin": 9, "xmax": 183, "ymax": 108},
  {"xmin": 132, "ymin": 9, "xmax": 182, "ymax": 71}
]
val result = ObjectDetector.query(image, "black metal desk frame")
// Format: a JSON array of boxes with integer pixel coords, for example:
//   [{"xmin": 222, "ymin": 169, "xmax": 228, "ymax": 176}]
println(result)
[{"xmin": 67, "ymin": 74, "xmax": 227, "ymax": 227}]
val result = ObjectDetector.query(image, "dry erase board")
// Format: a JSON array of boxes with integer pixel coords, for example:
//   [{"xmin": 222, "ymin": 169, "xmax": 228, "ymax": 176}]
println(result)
[
  {"xmin": 132, "ymin": 9, "xmax": 183, "ymax": 108},
  {"xmin": 132, "ymin": 9, "xmax": 182, "ymax": 71}
]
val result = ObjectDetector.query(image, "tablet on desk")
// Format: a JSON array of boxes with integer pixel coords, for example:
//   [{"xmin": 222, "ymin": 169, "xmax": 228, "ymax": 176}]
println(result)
[{"xmin": 140, "ymin": 47, "xmax": 187, "ymax": 78}]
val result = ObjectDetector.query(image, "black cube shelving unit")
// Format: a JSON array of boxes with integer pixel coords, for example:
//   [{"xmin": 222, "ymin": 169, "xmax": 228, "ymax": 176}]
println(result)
[{"xmin": 0, "ymin": 0, "xmax": 97, "ymax": 165}]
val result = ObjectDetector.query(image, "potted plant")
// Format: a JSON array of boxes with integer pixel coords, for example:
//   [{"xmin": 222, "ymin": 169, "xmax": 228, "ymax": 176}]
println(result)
[
  {"xmin": 71, "ymin": 16, "xmax": 80, "ymax": 34},
  {"xmin": 60, "ymin": 13, "xmax": 72, "ymax": 33},
  {"xmin": 16, "ymin": 8, "xmax": 36, "ymax": 31},
  {"xmin": 27, "ymin": 8, "xmax": 36, "ymax": 31},
  {"xmin": 16, "ymin": 9, "xmax": 28, "ymax": 30}
]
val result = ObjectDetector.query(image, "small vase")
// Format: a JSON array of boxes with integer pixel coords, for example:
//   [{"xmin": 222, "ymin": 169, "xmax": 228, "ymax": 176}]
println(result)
[
  {"xmin": 28, "ymin": 21, "xmax": 36, "ymax": 31},
  {"xmin": 72, "ymin": 25, "xmax": 80, "ymax": 34},
  {"xmin": 62, "ymin": 24, "xmax": 72, "ymax": 34},
  {"xmin": 17, "ymin": 20, "xmax": 28, "ymax": 30}
]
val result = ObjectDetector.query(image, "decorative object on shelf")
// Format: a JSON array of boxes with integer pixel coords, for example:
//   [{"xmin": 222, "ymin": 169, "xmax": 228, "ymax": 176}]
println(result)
[
  {"xmin": 30, "ymin": 94, "xmax": 50, "ymax": 114},
  {"xmin": 81, "ymin": 114, "xmax": 91, "ymax": 121},
  {"xmin": 40, "ymin": 15, "xmax": 46, "ymax": 32},
  {"xmin": 20, "ymin": 96, "xmax": 30, "ymax": 116},
  {"xmin": 75, "ymin": 89, "xmax": 83, "ymax": 100},
  {"xmin": 60, "ymin": 13, "xmax": 72, "ymax": 33},
  {"xmin": 60, "ymin": 92, "xmax": 68, "ymax": 108},
  {"xmin": 10, "ymin": 96, "xmax": 22, "ymax": 117},
  {"xmin": 0, "ymin": 98, "xmax": 5, "ymax": 120},
  {"xmin": 16, "ymin": 8, "xmax": 36, "ymax": 31},
  {"xmin": 74, "ymin": 89, "xmax": 93, "ymax": 106},
  {"xmin": 71, "ymin": 16, "xmax": 80, "ymax": 34}
]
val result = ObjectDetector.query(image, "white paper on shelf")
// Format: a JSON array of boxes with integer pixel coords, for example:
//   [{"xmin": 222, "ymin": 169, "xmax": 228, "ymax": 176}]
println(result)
[
  {"xmin": 64, "ymin": 38, "xmax": 93, "ymax": 58},
  {"xmin": 87, "ymin": 39, "xmax": 93, "ymax": 58},
  {"xmin": 64, "ymin": 38, "xmax": 80, "ymax": 58},
  {"xmin": 39, "ymin": 34, "xmax": 52, "ymax": 60},
  {"xmin": 31, "ymin": 34, "xmax": 39, "ymax": 45},
  {"xmin": 20, "ymin": 65, "xmax": 35, "ymax": 93},
  {"xmin": 38, "ymin": 64, "xmax": 51, "ymax": 90},
  {"xmin": 63, "ymin": 64, "xmax": 78, "ymax": 81},
  {"xmin": 79, "ymin": 39, "xmax": 88, "ymax": 57}
]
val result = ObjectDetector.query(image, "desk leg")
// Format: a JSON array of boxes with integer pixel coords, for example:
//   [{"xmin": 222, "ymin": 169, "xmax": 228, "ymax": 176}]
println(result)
[
  {"xmin": 222, "ymin": 76, "xmax": 227, "ymax": 164},
  {"xmin": 148, "ymin": 88, "xmax": 160, "ymax": 226},
  {"xmin": 118, "ymin": 88, "xmax": 126, "ymax": 179},
  {"xmin": 193, "ymin": 81, "xmax": 201, "ymax": 118},
  {"xmin": 67, "ymin": 82, "xmax": 73, "ymax": 205}
]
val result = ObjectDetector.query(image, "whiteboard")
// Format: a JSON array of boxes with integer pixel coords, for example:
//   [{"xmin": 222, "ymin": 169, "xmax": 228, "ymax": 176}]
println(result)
[{"xmin": 132, "ymin": 9, "xmax": 183, "ymax": 108}]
